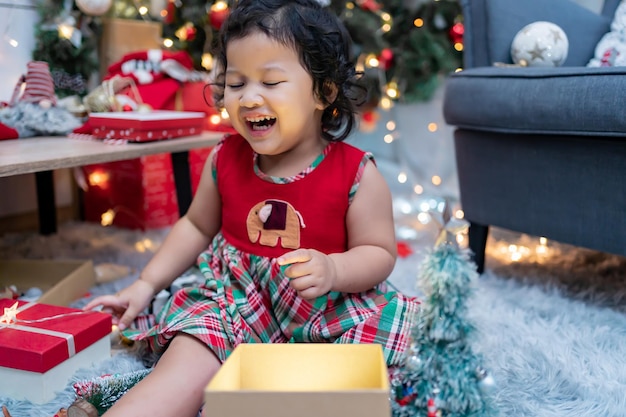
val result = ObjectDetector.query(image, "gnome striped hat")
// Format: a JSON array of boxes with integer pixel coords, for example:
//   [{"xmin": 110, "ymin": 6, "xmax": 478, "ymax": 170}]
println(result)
[{"xmin": 10, "ymin": 61, "xmax": 57, "ymax": 106}]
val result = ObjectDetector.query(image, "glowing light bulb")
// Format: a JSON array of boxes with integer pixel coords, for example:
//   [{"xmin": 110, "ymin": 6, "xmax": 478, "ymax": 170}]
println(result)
[
  {"xmin": 397, "ymin": 172, "xmax": 408, "ymax": 183},
  {"xmin": 88, "ymin": 171, "xmax": 110, "ymax": 188},
  {"xmin": 366, "ymin": 54, "xmax": 379, "ymax": 68},
  {"xmin": 101, "ymin": 209, "xmax": 115, "ymax": 227},
  {"xmin": 210, "ymin": 114, "xmax": 222, "ymax": 125},
  {"xmin": 201, "ymin": 53, "xmax": 214, "ymax": 70},
  {"xmin": 380, "ymin": 97, "xmax": 392, "ymax": 110},
  {"xmin": 212, "ymin": 0, "xmax": 228, "ymax": 11},
  {"xmin": 417, "ymin": 212, "xmax": 430, "ymax": 224},
  {"xmin": 58, "ymin": 24, "xmax": 74, "ymax": 40}
]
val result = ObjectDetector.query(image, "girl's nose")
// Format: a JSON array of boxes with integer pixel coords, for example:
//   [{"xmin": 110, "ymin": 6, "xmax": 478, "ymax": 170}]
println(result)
[{"xmin": 239, "ymin": 87, "xmax": 263, "ymax": 108}]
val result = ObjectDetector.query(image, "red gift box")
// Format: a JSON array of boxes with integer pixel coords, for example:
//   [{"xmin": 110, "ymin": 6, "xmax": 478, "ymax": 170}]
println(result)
[
  {"xmin": 81, "ymin": 148, "xmax": 213, "ymax": 230},
  {"xmin": 162, "ymin": 81, "xmax": 236, "ymax": 134},
  {"xmin": 89, "ymin": 110, "xmax": 206, "ymax": 142},
  {"xmin": 0, "ymin": 299, "xmax": 112, "ymax": 403}
]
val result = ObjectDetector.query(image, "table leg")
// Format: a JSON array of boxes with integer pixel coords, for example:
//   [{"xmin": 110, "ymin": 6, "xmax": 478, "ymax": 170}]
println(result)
[
  {"xmin": 171, "ymin": 151, "xmax": 192, "ymax": 217},
  {"xmin": 35, "ymin": 170, "xmax": 57, "ymax": 235}
]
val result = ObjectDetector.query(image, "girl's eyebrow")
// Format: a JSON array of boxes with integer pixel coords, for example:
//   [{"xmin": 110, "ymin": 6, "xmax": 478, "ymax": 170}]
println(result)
[{"xmin": 225, "ymin": 64, "xmax": 288, "ymax": 75}]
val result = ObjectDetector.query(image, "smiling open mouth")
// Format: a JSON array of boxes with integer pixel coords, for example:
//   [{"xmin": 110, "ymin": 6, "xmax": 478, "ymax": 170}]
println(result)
[{"xmin": 246, "ymin": 116, "xmax": 277, "ymax": 131}]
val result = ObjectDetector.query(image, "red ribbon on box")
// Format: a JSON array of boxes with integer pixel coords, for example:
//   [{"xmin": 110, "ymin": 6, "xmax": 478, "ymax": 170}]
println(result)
[{"xmin": 0, "ymin": 299, "xmax": 111, "ymax": 373}]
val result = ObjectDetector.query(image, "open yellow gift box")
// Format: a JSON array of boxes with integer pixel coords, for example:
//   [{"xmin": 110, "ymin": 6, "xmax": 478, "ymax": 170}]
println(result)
[{"xmin": 204, "ymin": 343, "xmax": 390, "ymax": 417}]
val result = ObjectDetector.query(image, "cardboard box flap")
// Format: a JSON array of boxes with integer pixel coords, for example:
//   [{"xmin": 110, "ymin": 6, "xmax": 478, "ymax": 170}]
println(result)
[{"xmin": 0, "ymin": 259, "xmax": 96, "ymax": 307}]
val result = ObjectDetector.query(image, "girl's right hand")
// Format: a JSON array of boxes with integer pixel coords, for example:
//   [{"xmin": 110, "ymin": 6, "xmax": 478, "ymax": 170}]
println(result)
[{"xmin": 83, "ymin": 279, "xmax": 156, "ymax": 330}]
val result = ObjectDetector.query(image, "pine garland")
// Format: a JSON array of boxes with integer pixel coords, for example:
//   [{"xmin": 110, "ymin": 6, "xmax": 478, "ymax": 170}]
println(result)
[{"xmin": 73, "ymin": 369, "xmax": 152, "ymax": 415}]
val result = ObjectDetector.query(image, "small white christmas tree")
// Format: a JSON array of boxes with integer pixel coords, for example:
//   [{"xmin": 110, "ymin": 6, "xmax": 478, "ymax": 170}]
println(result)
[{"xmin": 391, "ymin": 202, "xmax": 496, "ymax": 417}]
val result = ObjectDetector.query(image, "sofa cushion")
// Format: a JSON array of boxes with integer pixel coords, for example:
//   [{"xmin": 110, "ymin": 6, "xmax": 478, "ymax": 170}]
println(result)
[
  {"xmin": 443, "ymin": 65, "xmax": 626, "ymax": 136},
  {"xmin": 485, "ymin": 0, "xmax": 612, "ymax": 66}
]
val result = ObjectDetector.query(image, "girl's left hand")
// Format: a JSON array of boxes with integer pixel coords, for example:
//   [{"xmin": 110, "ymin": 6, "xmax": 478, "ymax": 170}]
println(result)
[{"xmin": 277, "ymin": 248, "xmax": 336, "ymax": 300}]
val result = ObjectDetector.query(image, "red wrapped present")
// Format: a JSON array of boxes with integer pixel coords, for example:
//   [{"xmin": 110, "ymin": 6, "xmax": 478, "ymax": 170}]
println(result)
[
  {"xmin": 161, "ymin": 81, "xmax": 235, "ymax": 133},
  {"xmin": 0, "ymin": 299, "xmax": 112, "ymax": 403},
  {"xmin": 81, "ymin": 146, "xmax": 213, "ymax": 230},
  {"xmin": 81, "ymin": 153, "xmax": 180, "ymax": 230},
  {"xmin": 89, "ymin": 110, "xmax": 206, "ymax": 142}
]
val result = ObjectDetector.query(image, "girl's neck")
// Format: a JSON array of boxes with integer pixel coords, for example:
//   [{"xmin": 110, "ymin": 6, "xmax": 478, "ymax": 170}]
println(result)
[{"xmin": 257, "ymin": 138, "xmax": 329, "ymax": 178}]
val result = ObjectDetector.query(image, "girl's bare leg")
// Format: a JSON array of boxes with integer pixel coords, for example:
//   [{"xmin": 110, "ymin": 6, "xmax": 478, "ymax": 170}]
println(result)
[{"xmin": 103, "ymin": 333, "xmax": 221, "ymax": 417}]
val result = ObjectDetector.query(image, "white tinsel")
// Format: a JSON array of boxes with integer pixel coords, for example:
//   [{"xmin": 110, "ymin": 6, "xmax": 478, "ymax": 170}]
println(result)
[{"xmin": 0, "ymin": 102, "xmax": 82, "ymax": 137}]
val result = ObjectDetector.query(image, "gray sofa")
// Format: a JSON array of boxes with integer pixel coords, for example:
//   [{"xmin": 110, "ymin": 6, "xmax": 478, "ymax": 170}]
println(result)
[{"xmin": 443, "ymin": 0, "xmax": 626, "ymax": 272}]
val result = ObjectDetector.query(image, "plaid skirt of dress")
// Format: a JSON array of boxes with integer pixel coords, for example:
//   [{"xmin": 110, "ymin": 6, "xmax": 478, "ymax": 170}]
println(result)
[{"xmin": 123, "ymin": 232, "xmax": 419, "ymax": 366}]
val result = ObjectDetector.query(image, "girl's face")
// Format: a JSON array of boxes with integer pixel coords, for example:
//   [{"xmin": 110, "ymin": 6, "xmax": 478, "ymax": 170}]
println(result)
[{"xmin": 223, "ymin": 31, "xmax": 326, "ymax": 159}]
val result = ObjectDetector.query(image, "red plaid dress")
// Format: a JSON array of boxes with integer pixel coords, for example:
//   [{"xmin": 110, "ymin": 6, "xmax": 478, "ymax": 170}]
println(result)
[{"xmin": 124, "ymin": 135, "xmax": 419, "ymax": 366}]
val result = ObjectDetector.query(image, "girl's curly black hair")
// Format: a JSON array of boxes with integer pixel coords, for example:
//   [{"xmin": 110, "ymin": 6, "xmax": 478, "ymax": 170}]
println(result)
[{"xmin": 210, "ymin": 0, "xmax": 367, "ymax": 142}]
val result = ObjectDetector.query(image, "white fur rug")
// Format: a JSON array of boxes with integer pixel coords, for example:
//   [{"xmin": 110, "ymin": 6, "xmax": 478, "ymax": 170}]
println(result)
[{"xmin": 1, "ymin": 223, "xmax": 626, "ymax": 417}]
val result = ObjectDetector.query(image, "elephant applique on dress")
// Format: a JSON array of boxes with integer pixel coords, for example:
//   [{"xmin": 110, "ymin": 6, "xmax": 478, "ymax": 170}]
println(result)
[{"xmin": 246, "ymin": 199, "xmax": 306, "ymax": 249}]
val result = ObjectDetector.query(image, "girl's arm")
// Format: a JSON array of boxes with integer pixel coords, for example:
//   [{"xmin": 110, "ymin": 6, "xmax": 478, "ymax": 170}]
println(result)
[
  {"xmin": 83, "ymin": 149, "xmax": 222, "ymax": 327},
  {"xmin": 327, "ymin": 160, "xmax": 397, "ymax": 293}
]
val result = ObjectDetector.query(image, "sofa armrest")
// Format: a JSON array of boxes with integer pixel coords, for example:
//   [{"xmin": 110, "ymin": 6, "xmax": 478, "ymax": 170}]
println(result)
[{"xmin": 461, "ymin": 0, "xmax": 615, "ymax": 68}]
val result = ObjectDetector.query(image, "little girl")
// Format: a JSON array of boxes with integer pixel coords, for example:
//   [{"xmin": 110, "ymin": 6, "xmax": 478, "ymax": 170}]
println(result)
[{"xmin": 85, "ymin": 0, "xmax": 419, "ymax": 415}]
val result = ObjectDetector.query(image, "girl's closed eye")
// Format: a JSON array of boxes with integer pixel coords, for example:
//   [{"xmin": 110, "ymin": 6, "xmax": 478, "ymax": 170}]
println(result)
[
  {"xmin": 263, "ymin": 81, "xmax": 284, "ymax": 86},
  {"xmin": 227, "ymin": 82, "xmax": 244, "ymax": 89}
]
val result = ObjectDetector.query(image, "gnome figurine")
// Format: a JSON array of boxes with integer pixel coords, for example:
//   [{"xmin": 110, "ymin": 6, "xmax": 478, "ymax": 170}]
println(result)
[{"xmin": 0, "ymin": 61, "xmax": 81, "ymax": 138}]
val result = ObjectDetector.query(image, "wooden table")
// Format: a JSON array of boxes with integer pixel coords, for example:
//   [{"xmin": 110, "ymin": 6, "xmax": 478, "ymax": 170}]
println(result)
[{"xmin": 0, "ymin": 132, "xmax": 223, "ymax": 234}]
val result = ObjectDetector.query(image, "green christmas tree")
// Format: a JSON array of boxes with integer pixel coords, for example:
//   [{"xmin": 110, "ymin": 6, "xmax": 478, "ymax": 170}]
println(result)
[
  {"xmin": 32, "ymin": 0, "xmax": 462, "ymax": 104},
  {"xmin": 390, "ymin": 204, "xmax": 496, "ymax": 417},
  {"xmin": 32, "ymin": 0, "xmax": 100, "ymax": 97}
]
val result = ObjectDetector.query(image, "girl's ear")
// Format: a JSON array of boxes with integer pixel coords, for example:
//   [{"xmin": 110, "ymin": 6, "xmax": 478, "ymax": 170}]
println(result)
[{"xmin": 316, "ymin": 81, "xmax": 338, "ymax": 110}]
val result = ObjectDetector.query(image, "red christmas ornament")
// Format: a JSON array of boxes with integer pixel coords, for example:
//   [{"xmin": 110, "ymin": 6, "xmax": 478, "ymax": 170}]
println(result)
[
  {"xmin": 209, "ymin": 1, "xmax": 230, "ymax": 30},
  {"xmin": 185, "ymin": 25, "xmax": 197, "ymax": 42},
  {"xmin": 362, "ymin": 110, "xmax": 376, "ymax": 124},
  {"xmin": 378, "ymin": 48, "xmax": 394, "ymax": 71},
  {"xmin": 357, "ymin": 0, "xmax": 381, "ymax": 12},
  {"xmin": 164, "ymin": 0, "xmax": 176, "ymax": 25},
  {"xmin": 396, "ymin": 241, "xmax": 413, "ymax": 258},
  {"xmin": 427, "ymin": 398, "xmax": 438, "ymax": 417},
  {"xmin": 449, "ymin": 22, "xmax": 464, "ymax": 44}
]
